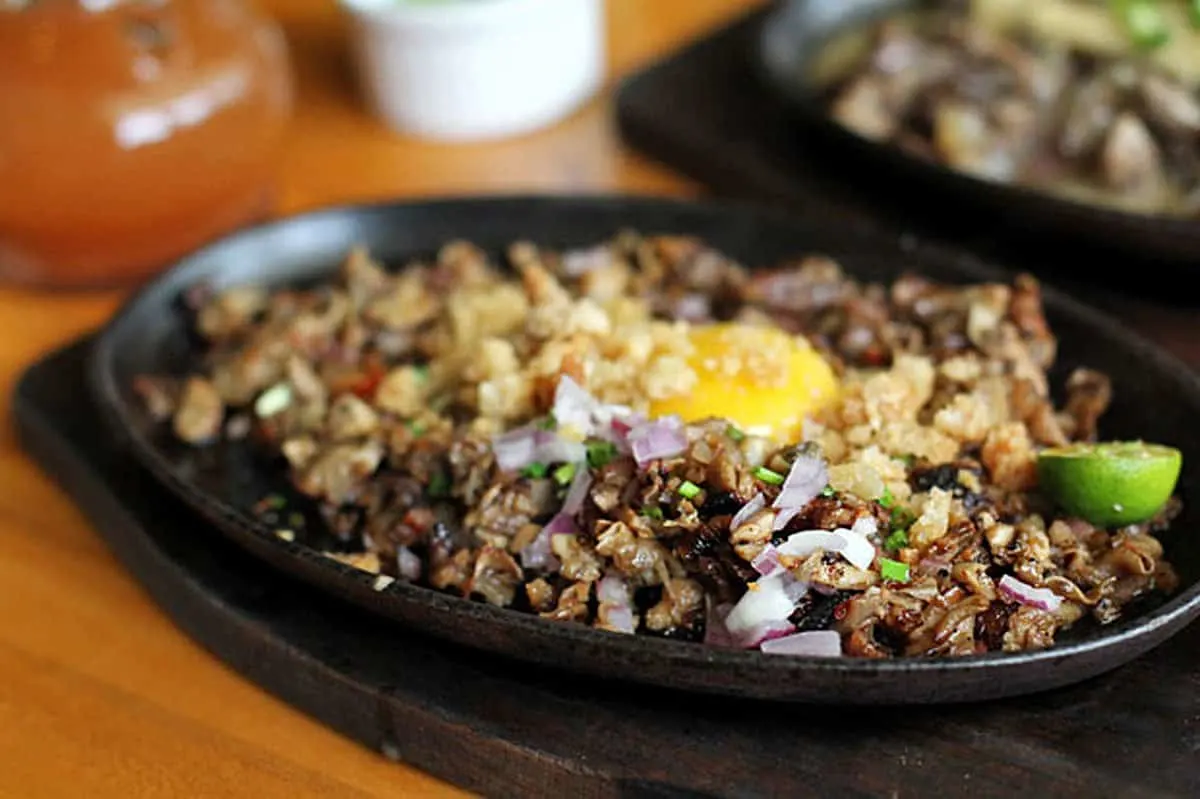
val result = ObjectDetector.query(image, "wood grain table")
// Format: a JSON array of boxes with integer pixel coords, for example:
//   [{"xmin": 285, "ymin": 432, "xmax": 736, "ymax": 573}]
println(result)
[
  {"xmin": 0, "ymin": 1, "xmax": 758, "ymax": 796},
  {"xmin": 3, "ymin": 1, "xmax": 1198, "ymax": 796}
]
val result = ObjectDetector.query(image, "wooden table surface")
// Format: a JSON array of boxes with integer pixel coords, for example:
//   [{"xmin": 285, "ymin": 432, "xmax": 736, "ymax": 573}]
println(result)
[{"xmin": 0, "ymin": 1, "xmax": 762, "ymax": 796}]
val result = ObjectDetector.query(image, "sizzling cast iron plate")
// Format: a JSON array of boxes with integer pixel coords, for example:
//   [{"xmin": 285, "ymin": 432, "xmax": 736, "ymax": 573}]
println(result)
[
  {"xmin": 86, "ymin": 195, "xmax": 1200, "ymax": 704},
  {"xmin": 756, "ymin": 0, "xmax": 1200, "ymax": 262},
  {"xmin": 16, "ymin": 338, "xmax": 1200, "ymax": 797}
]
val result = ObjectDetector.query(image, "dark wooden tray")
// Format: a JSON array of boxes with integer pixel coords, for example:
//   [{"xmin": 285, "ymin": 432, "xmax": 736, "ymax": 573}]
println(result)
[
  {"xmin": 614, "ymin": 3, "xmax": 1200, "ymax": 356},
  {"xmin": 16, "ymin": 337, "xmax": 1200, "ymax": 798}
]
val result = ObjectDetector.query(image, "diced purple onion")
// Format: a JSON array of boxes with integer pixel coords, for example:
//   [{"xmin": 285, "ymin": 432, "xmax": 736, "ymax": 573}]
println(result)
[
  {"xmin": 760, "ymin": 629, "xmax": 843, "ymax": 657},
  {"xmin": 561, "ymin": 245, "xmax": 611, "ymax": 277},
  {"xmin": 776, "ymin": 530, "xmax": 846, "ymax": 558},
  {"xmin": 777, "ymin": 528, "xmax": 877, "ymax": 571},
  {"xmin": 771, "ymin": 451, "xmax": 829, "ymax": 531},
  {"xmin": 837, "ymin": 529, "xmax": 877, "ymax": 570},
  {"xmin": 751, "ymin": 543, "xmax": 782, "ymax": 577},
  {"xmin": 492, "ymin": 427, "xmax": 540, "ymax": 471},
  {"xmin": 520, "ymin": 524, "xmax": 562, "ymax": 571},
  {"xmin": 397, "ymin": 546, "xmax": 422, "ymax": 581},
  {"xmin": 628, "ymin": 416, "xmax": 688, "ymax": 467},
  {"xmin": 561, "ymin": 465, "xmax": 593, "ymax": 515},
  {"xmin": 603, "ymin": 605, "xmax": 637, "ymax": 634},
  {"xmin": 491, "ymin": 426, "xmax": 586, "ymax": 472},
  {"xmin": 597, "ymin": 572, "xmax": 629, "ymax": 606},
  {"xmin": 998, "ymin": 574, "xmax": 1062, "ymax": 612},
  {"xmin": 737, "ymin": 619, "xmax": 796, "ymax": 649},
  {"xmin": 672, "ymin": 293, "xmax": 711, "ymax": 322},
  {"xmin": 552, "ymin": 375, "xmax": 596, "ymax": 434},
  {"xmin": 704, "ymin": 602, "xmax": 736, "ymax": 648},
  {"xmin": 851, "ymin": 515, "xmax": 878, "ymax": 538},
  {"xmin": 543, "ymin": 512, "xmax": 577, "ymax": 535},
  {"xmin": 730, "ymin": 492, "xmax": 766, "ymax": 530},
  {"xmin": 723, "ymin": 572, "xmax": 802, "ymax": 646}
]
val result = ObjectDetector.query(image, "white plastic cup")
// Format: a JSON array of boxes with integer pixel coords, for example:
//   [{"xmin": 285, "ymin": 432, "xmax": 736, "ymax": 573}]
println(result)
[{"xmin": 340, "ymin": 0, "xmax": 606, "ymax": 142}]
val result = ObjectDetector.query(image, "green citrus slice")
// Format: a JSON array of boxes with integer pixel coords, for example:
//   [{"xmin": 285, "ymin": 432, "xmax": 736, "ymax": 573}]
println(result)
[{"xmin": 1036, "ymin": 441, "xmax": 1182, "ymax": 527}]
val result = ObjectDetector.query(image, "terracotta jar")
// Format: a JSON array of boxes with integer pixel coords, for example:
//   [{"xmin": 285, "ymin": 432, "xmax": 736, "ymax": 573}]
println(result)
[{"xmin": 0, "ymin": 0, "xmax": 293, "ymax": 288}]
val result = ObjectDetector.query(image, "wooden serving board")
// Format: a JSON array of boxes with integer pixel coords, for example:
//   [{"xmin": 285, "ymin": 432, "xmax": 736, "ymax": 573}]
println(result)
[{"xmin": 15, "ymin": 332, "xmax": 1200, "ymax": 798}]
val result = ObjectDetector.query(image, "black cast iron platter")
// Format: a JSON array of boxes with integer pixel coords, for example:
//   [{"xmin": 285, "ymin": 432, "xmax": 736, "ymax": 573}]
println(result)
[
  {"xmin": 16, "ymin": 338, "xmax": 1200, "ymax": 797},
  {"xmin": 756, "ymin": 0, "xmax": 1200, "ymax": 263},
  {"xmin": 85, "ymin": 195, "xmax": 1200, "ymax": 705}
]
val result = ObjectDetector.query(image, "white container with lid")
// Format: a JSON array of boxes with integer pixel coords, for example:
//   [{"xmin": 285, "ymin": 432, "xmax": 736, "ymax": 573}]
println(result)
[{"xmin": 340, "ymin": 0, "xmax": 606, "ymax": 142}]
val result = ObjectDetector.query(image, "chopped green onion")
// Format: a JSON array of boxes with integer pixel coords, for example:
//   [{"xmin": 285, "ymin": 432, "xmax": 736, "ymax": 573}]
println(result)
[
  {"xmin": 521, "ymin": 462, "xmax": 549, "ymax": 479},
  {"xmin": 407, "ymin": 419, "xmax": 426, "ymax": 436},
  {"xmin": 1111, "ymin": 0, "xmax": 1171, "ymax": 49},
  {"xmin": 884, "ymin": 530, "xmax": 909, "ymax": 552},
  {"xmin": 265, "ymin": 494, "xmax": 286, "ymax": 510},
  {"xmin": 428, "ymin": 471, "xmax": 451, "ymax": 498},
  {"xmin": 899, "ymin": 453, "xmax": 916, "ymax": 467},
  {"xmin": 878, "ymin": 487, "xmax": 894, "ymax": 508},
  {"xmin": 640, "ymin": 505, "xmax": 664, "ymax": 521},
  {"xmin": 254, "ymin": 382, "xmax": 292, "ymax": 418},
  {"xmin": 413, "ymin": 364, "xmax": 430, "ymax": 383},
  {"xmin": 553, "ymin": 462, "xmax": 577, "ymax": 486},
  {"xmin": 678, "ymin": 480, "xmax": 702, "ymax": 500},
  {"xmin": 586, "ymin": 440, "xmax": 618, "ymax": 469},
  {"xmin": 288, "ymin": 511, "xmax": 306, "ymax": 529},
  {"xmin": 726, "ymin": 425, "xmax": 746, "ymax": 443},
  {"xmin": 537, "ymin": 414, "xmax": 557, "ymax": 431},
  {"xmin": 820, "ymin": 485, "xmax": 836, "ymax": 498},
  {"xmin": 754, "ymin": 466, "xmax": 785, "ymax": 485},
  {"xmin": 880, "ymin": 558, "xmax": 910, "ymax": 583}
]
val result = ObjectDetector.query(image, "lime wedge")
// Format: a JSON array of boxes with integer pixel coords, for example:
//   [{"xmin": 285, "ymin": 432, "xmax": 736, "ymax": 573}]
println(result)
[{"xmin": 1036, "ymin": 441, "xmax": 1182, "ymax": 527}]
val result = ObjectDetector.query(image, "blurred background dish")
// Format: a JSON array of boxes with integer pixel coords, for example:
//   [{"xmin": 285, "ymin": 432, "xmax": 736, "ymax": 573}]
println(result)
[
  {"xmin": 0, "ymin": 0, "xmax": 294, "ymax": 288},
  {"xmin": 757, "ymin": 0, "xmax": 1200, "ymax": 261},
  {"xmin": 339, "ymin": 0, "xmax": 605, "ymax": 142}
]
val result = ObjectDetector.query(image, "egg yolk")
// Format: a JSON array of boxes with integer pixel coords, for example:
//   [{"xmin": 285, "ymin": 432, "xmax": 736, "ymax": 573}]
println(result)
[{"xmin": 648, "ymin": 323, "xmax": 839, "ymax": 442}]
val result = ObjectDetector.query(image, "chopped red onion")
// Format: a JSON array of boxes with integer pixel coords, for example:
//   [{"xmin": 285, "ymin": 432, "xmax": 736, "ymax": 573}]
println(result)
[
  {"xmin": 750, "ymin": 543, "xmax": 783, "ymax": 577},
  {"xmin": 776, "ymin": 530, "xmax": 846, "ymax": 559},
  {"xmin": 836, "ymin": 528, "xmax": 877, "ymax": 570},
  {"xmin": 771, "ymin": 451, "xmax": 829, "ymax": 531},
  {"xmin": 492, "ymin": 427, "xmax": 540, "ymax": 471},
  {"xmin": 534, "ymin": 430, "xmax": 587, "ymax": 466},
  {"xmin": 628, "ymin": 416, "xmax": 688, "ymax": 467},
  {"xmin": 851, "ymin": 515, "xmax": 878, "ymax": 538},
  {"xmin": 737, "ymin": 619, "xmax": 797, "ymax": 649},
  {"xmin": 492, "ymin": 426, "xmax": 586, "ymax": 472},
  {"xmin": 603, "ymin": 605, "xmax": 637, "ymax": 634},
  {"xmin": 672, "ymin": 293, "xmax": 711, "ymax": 322},
  {"xmin": 724, "ymin": 572, "xmax": 801, "ymax": 646},
  {"xmin": 730, "ymin": 492, "xmax": 766, "ymax": 530},
  {"xmin": 396, "ymin": 546, "xmax": 422, "ymax": 581},
  {"xmin": 561, "ymin": 245, "xmax": 611, "ymax": 277},
  {"xmin": 782, "ymin": 575, "xmax": 811, "ymax": 602},
  {"xmin": 521, "ymin": 515, "xmax": 570, "ymax": 571},
  {"xmin": 777, "ymin": 528, "xmax": 877, "ymax": 571},
  {"xmin": 998, "ymin": 574, "xmax": 1062, "ymax": 612},
  {"xmin": 543, "ymin": 512, "xmax": 576, "ymax": 535},
  {"xmin": 760, "ymin": 630, "xmax": 843, "ymax": 657},
  {"xmin": 561, "ymin": 466, "xmax": 593, "ymax": 515},
  {"xmin": 597, "ymin": 572, "xmax": 629, "ymax": 606},
  {"xmin": 552, "ymin": 375, "xmax": 596, "ymax": 434},
  {"xmin": 704, "ymin": 602, "xmax": 736, "ymax": 648}
]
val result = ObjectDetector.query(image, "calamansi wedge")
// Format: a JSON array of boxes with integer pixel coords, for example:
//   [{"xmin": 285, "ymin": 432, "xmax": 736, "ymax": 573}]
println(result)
[{"xmin": 1036, "ymin": 441, "xmax": 1182, "ymax": 527}]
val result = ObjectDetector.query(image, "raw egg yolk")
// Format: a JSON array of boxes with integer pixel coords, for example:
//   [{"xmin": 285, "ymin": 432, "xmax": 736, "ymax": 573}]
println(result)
[{"xmin": 648, "ymin": 323, "xmax": 839, "ymax": 442}]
